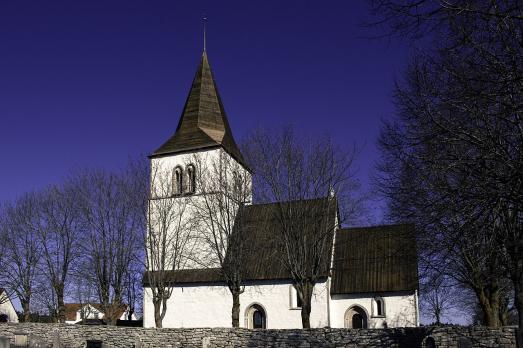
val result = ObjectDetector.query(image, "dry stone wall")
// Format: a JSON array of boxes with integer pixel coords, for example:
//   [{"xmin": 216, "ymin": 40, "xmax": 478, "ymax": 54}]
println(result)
[{"xmin": 0, "ymin": 323, "xmax": 518, "ymax": 348}]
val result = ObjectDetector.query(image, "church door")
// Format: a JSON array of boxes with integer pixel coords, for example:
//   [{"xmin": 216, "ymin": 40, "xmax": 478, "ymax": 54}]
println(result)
[
  {"xmin": 352, "ymin": 313, "xmax": 363, "ymax": 328},
  {"xmin": 246, "ymin": 304, "xmax": 266, "ymax": 329},
  {"xmin": 253, "ymin": 308, "xmax": 265, "ymax": 329},
  {"xmin": 344, "ymin": 306, "xmax": 367, "ymax": 329}
]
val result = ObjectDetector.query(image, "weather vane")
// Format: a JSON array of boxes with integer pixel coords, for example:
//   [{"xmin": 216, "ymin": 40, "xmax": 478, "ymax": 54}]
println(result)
[{"xmin": 203, "ymin": 15, "xmax": 207, "ymax": 52}]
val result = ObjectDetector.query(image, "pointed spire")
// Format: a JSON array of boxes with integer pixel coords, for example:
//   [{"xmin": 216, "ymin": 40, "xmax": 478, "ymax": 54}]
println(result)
[{"xmin": 151, "ymin": 53, "xmax": 249, "ymax": 171}]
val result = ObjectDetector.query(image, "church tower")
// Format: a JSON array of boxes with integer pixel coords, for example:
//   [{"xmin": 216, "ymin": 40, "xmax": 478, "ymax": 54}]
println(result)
[
  {"xmin": 150, "ymin": 51, "xmax": 248, "ymax": 168},
  {"xmin": 148, "ymin": 52, "xmax": 252, "ymax": 270}
]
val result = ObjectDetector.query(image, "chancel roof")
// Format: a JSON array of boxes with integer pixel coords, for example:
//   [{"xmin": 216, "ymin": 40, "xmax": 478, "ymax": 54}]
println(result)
[
  {"xmin": 151, "ymin": 52, "xmax": 248, "ymax": 171},
  {"xmin": 330, "ymin": 224, "xmax": 419, "ymax": 294}
]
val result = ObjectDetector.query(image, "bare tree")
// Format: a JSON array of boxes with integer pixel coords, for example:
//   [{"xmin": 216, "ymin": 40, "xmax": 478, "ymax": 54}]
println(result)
[
  {"xmin": 420, "ymin": 273, "xmax": 459, "ymax": 325},
  {"xmin": 372, "ymin": 0, "xmax": 523, "ymax": 327},
  {"xmin": 123, "ymin": 268, "xmax": 142, "ymax": 321},
  {"xmin": 243, "ymin": 127, "xmax": 359, "ymax": 328},
  {"xmin": 0, "ymin": 193, "xmax": 41, "ymax": 322},
  {"xmin": 144, "ymin": 160, "xmax": 192, "ymax": 328},
  {"xmin": 0, "ymin": 212, "xmax": 8, "ymax": 307},
  {"xmin": 369, "ymin": 0, "xmax": 523, "ymax": 39},
  {"xmin": 33, "ymin": 183, "xmax": 82, "ymax": 322},
  {"xmin": 189, "ymin": 150, "xmax": 252, "ymax": 327},
  {"xmin": 76, "ymin": 168, "xmax": 142, "ymax": 325}
]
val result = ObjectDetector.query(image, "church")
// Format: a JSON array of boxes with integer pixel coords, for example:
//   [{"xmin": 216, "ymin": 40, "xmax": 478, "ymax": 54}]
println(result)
[{"xmin": 142, "ymin": 50, "xmax": 419, "ymax": 329}]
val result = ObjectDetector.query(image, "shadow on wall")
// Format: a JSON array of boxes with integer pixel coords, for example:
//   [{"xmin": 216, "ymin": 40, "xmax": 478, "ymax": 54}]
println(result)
[
  {"xmin": 387, "ymin": 304, "xmax": 417, "ymax": 328},
  {"xmin": 244, "ymin": 328, "xmax": 429, "ymax": 347}
]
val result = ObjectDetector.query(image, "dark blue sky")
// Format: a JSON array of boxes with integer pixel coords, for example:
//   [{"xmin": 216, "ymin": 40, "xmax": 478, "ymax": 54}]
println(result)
[{"xmin": 0, "ymin": 1, "xmax": 411, "ymax": 221}]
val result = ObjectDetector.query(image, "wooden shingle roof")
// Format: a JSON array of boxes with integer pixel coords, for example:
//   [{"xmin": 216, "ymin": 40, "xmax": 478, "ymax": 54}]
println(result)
[
  {"xmin": 151, "ymin": 52, "xmax": 249, "ymax": 171},
  {"xmin": 239, "ymin": 198, "xmax": 337, "ymax": 280},
  {"xmin": 331, "ymin": 224, "xmax": 418, "ymax": 294}
]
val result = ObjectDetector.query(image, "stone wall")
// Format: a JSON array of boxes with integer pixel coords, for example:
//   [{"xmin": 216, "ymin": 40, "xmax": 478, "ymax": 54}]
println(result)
[{"xmin": 0, "ymin": 323, "xmax": 518, "ymax": 348}]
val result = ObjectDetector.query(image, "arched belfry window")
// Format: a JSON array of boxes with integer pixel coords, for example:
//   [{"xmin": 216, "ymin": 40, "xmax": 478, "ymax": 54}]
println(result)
[
  {"xmin": 232, "ymin": 171, "xmax": 242, "ymax": 196},
  {"xmin": 186, "ymin": 164, "xmax": 196, "ymax": 194},
  {"xmin": 173, "ymin": 166, "xmax": 183, "ymax": 195}
]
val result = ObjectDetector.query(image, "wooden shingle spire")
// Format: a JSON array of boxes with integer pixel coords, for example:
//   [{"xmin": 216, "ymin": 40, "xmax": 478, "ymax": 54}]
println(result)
[{"xmin": 151, "ymin": 52, "xmax": 248, "ymax": 170}]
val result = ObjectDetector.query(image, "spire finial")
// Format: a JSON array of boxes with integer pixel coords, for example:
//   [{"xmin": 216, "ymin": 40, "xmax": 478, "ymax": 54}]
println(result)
[{"xmin": 203, "ymin": 15, "xmax": 207, "ymax": 52}]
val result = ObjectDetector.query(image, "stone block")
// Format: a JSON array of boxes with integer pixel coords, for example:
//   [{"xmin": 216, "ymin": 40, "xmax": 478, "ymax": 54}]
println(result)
[{"xmin": 0, "ymin": 337, "xmax": 10, "ymax": 348}]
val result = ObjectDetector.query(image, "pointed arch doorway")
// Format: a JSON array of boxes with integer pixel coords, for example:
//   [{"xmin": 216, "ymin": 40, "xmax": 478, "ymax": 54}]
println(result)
[{"xmin": 344, "ymin": 306, "xmax": 368, "ymax": 328}]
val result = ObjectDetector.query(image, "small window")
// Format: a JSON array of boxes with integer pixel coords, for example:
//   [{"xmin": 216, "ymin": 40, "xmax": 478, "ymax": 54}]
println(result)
[
  {"xmin": 186, "ymin": 164, "xmax": 196, "ymax": 194},
  {"xmin": 289, "ymin": 286, "xmax": 302, "ymax": 309},
  {"xmin": 296, "ymin": 294, "xmax": 303, "ymax": 308},
  {"xmin": 374, "ymin": 297, "xmax": 385, "ymax": 317},
  {"xmin": 173, "ymin": 166, "xmax": 183, "ymax": 195},
  {"xmin": 376, "ymin": 299, "xmax": 383, "ymax": 315}
]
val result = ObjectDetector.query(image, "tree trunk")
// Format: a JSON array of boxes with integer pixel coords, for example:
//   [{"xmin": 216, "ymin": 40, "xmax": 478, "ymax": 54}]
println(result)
[
  {"xmin": 153, "ymin": 298, "xmax": 163, "ymax": 328},
  {"xmin": 477, "ymin": 289, "xmax": 501, "ymax": 327},
  {"xmin": 108, "ymin": 291, "xmax": 123, "ymax": 326},
  {"xmin": 299, "ymin": 282, "xmax": 314, "ymax": 329},
  {"xmin": 56, "ymin": 282, "xmax": 65, "ymax": 323},
  {"xmin": 434, "ymin": 307, "xmax": 441, "ymax": 325},
  {"xmin": 514, "ymin": 276, "xmax": 523, "ymax": 329},
  {"xmin": 21, "ymin": 299, "xmax": 30, "ymax": 322},
  {"xmin": 231, "ymin": 290, "xmax": 241, "ymax": 328}
]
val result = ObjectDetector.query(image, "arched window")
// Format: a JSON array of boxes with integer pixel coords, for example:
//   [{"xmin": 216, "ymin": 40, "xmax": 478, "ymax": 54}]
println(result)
[
  {"xmin": 373, "ymin": 297, "xmax": 385, "ymax": 317},
  {"xmin": 173, "ymin": 166, "xmax": 183, "ymax": 195},
  {"xmin": 186, "ymin": 164, "xmax": 196, "ymax": 194},
  {"xmin": 245, "ymin": 304, "xmax": 267, "ymax": 329}
]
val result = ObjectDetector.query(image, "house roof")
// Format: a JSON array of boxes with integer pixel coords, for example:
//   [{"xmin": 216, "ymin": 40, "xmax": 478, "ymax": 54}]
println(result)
[
  {"xmin": 0, "ymin": 288, "xmax": 13, "ymax": 302},
  {"xmin": 330, "ymin": 224, "xmax": 419, "ymax": 294},
  {"xmin": 151, "ymin": 52, "xmax": 249, "ymax": 171},
  {"xmin": 143, "ymin": 197, "xmax": 338, "ymax": 285},
  {"xmin": 64, "ymin": 303, "xmax": 128, "ymax": 322}
]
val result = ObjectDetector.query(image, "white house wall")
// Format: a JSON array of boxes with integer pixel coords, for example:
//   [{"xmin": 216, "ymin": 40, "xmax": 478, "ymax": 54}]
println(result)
[
  {"xmin": 0, "ymin": 294, "xmax": 18, "ymax": 323},
  {"xmin": 143, "ymin": 280, "xmax": 329, "ymax": 329},
  {"xmin": 329, "ymin": 292, "xmax": 418, "ymax": 328}
]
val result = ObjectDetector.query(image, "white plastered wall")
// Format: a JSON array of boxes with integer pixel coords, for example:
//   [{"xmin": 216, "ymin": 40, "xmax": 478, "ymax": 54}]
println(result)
[
  {"xmin": 149, "ymin": 148, "xmax": 252, "ymax": 270},
  {"xmin": 329, "ymin": 291, "xmax": 418, "ymax": 328},
  {"xmin": 143, "ymin": 280, "xmax": 329, "ymax": 329}
]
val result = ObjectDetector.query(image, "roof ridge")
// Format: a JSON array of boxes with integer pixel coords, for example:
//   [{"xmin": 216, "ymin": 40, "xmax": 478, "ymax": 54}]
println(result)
[
  {"xmin": 338, "ymin": 223, "xmax": 414, "ymax": 231},
  {"xmin": 247, "ymin": 196, "xmax": 331, "ymax": 208}
]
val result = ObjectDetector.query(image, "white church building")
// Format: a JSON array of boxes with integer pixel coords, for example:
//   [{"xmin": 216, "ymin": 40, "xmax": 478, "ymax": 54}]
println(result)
[{"xmin": 142, "ymin": 51, "xmax": 419, "ymax": 329}]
